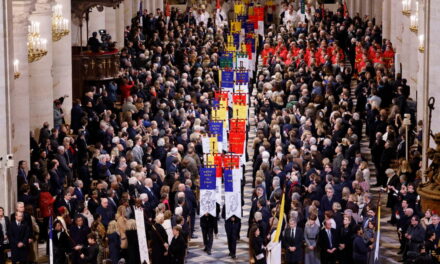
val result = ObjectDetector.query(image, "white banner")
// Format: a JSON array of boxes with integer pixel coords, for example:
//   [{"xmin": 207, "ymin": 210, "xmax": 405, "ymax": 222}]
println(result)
[
  {"xmin": 134, "ymin": 208, "xmax": 150, "ymax": 264},
  {"xmin": 225, "ymin": 168, "xmax": 242, "ymax": 219},
  {"xmin": 200, "ymin": 189, "xmax": 217, "ymax": 216},
  {"xmin": 216, "ymin": 177, "xmax": 223, "ymax": 205}
]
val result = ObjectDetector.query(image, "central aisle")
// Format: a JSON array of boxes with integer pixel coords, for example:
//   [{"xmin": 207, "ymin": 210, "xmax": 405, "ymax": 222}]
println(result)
[{"xmin": 186, "ymin": 88, "xmax": 257, "ymax": 263}]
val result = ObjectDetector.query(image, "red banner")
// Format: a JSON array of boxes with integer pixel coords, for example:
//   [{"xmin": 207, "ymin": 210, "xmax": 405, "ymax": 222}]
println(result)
[
  {"xmin": 223, "ymin": 154, "xmax": 241, "ymax": 169},
  {"xmin": 254, "ymin": 7, "xmax": 264, "ymax": 21},
  {"xmin": 229, "ymin": 130, "xmax": 245, "ymax": 154},
  {"xmin": 215, "ymin": 91, "xmax": 229, "ymax": 101},
  {"xmin": 230, "ymin": 119, "xmax": 246, "ymax": 132},
  {"xmin": 232, "ymin": 93, "xmax": 247, "ymax": 105}
]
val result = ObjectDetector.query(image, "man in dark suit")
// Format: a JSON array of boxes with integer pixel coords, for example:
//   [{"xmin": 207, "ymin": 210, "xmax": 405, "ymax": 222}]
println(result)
[
  {"xmin": 95, "ymin": 198, "xmax": 115, "ymax": 228},
  {"xmin": 200, "ymin": 213, "xmax": 216, "ymax": 255},
  {"xmin": 17, "ymin": 161, "xmax": 28, "ymax": 190},
  {"xmin": 282, "ymin": 218, "xmax": 304, "ymax": 264},
  {"xmin": 49, "ymin": 160, "xmax": 63, "ymax": 196},
  {"xmin": 318, "ymin": 219, "xmax": 339, "ymax": 264},
  {"xmin": 184, "ymin": 180, "xmax": 198, "ymax": 238},
  {"xmin": 55, "ymin": 146, "xmax": 72, "ymax": 185},
  {"xmin": 353, "ymin": 225, "xmax": 372, "ymax": 264},
  {"xmin": 223, "ymin": 213, "xmax": 241, "ymax": 259},
  {"xmin": 57, "ymin": 190, "xmax": 75, "ymax": 218},
  {"xmin": 69, "ymin": 215, "xmax": 90, "ymax": 264},
  {"xmin": 427, "ymin": 214, "xmax": 440, "ymax": 244},
  {"xmin": 9, "ymin": 211, "xmax": 31, "ymax": 264}
]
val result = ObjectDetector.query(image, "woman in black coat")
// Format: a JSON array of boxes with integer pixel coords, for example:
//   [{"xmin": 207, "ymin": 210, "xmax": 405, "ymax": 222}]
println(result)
[
  {"xmin": 150, "ymin": 217, "xmax": 169, "ymax": 264},
  {"xmin": 125, "ymin": 220, "xmax": 140, "ymax": 264},
  {"xmin": 338, "ymin": 216, "xmax": 354, "ymax": 264},
  {"xmin": 250, "ymin": 225, "xmax": 266, "ymax": 264},
  {"xmin": 168, "ymin": 226, "xmax": 186, "ymax": 264},
  {"xmin": 107, "ymin": 221, "xmax": 121, "ymax": 264}
]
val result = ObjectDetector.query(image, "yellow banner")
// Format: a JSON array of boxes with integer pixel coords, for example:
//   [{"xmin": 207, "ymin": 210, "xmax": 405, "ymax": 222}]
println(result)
[
  {"xmin": 234, "ymin": 4, "xmax": 245, "ymax": 15},
  {"xmin": 209, "ymin": 136, "xmax": 218, "ymax": 154},
  {"xmin": 272, "ymin": 192, "xmax": 285, "ymax": 243},
  {"xmin": 233, "ymin": 104, "xmax": 247, "ymax": 119},
  {"xmin": 231, "ymin": 22, "xmax": 242, "ymax": 33}
]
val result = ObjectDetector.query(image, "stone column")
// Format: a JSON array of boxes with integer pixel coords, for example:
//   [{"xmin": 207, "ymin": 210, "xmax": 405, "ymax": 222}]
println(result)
[
  {"xmin": 382, "ymin": 0, "xmax": 392, "ymax": 40},
  {"xmin": 365, "ymin": 0, "xmax": 372, "ymax": 17},
  {"xmin": 105, "ymin": 7, "xmax": 117, "ymax": 40},
  {"xmin": 1, "ymin": 0, "xmax": 17, "ymax": 215},
  {"xmin": 428, "ymin": 0, "xmax": 440, "ymax": 140},
  {"xmin": 53, "ymin": 0, "xmax": 72, "ymax": 125},
  {"xmin": 115, "ymin": 3, "xmax": 125, "ymax": 49},
  {"xmin": 124, "ymin": 0, "xmax": 133, "ymax": 27},
  {"xmin": 373, "ymin": 0, "xmax": 382, "ymax": 25},
  {"xmin": 354, "ymin": 0, "xmax": 361, "ymax": 16},
  {"xmin": 11, "ymin": 0, "xmax": 32, "ymax": 169},
  {"xmin": 29, "ymin": 0, "xmax": 55, "ymax": 134}
]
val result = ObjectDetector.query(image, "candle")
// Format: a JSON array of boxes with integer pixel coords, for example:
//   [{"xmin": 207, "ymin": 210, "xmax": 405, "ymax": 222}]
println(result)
[
  {"xmin": 419, "ymin": 34, "xmax": 424, "ymax": 47},
  {"xmin": 13, "ymin": 59, "xmax": 19, "ymax": 73},
  {"xmin": 42, "ymin": 38, "xmax": 47, "ymax": 50}
]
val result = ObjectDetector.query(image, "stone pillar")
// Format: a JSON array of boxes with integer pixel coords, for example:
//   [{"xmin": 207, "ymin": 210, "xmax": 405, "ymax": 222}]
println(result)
[
  {"xmin": 105, "ymin": 7, "xmax": 117, "ymax": 40},
  {"xmin": 354, "ymin": 0, "xmax": 361, "ymax": 16},
  {"xmin": 373, "ymin": 0, "xmax": 382, "ymax": 25},
  {"xmin": 1, "ymin": 0, "xmax": 17, "ymax": 215},
  {"xmin": 115, "ymin": 3, "xmax": 125, "ymax": 49},
  {"xmin": 428, "ymin": 0, "xmax": 440, "ymax": 139},
  {"xmin": 29, "ymin": 0, "xmax": 55, "ymax": 134},
  {"xmin": 11, "ymin": 0, "xmax": 32, "ymax": 169},
  {"xmin": 382, "ymin": 0, "xmax": 390, "ymax": 39},
  {"xmin": 53, "ymin": 0, "xmax": 72, "ymax": 125},
  {"xmin": 124, "ymin": 0, "xmax": 133, "ymax": 27},
  {"xmin": 365, "ymin": 0, "xmax": 372, "ymax": 17},
  {"xmin": 347, "ymin": 0, "xmax": 355, "ymax": 18}
]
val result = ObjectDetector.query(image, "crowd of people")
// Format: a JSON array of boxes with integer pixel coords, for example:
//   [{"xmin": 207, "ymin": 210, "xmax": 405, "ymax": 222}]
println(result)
[{"xmin": 0, "ymin": 1, "xmax": 438, "ymax": 264}]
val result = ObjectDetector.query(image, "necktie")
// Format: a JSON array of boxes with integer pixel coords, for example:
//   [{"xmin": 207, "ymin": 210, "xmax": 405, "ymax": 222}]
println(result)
[
  {"xmin": 327, "ymin": 230, "xmax": 332, "ymax": 248},
  {"xmin": 293, "ymin": 228, "xmax": 296, "ymax": 239}
]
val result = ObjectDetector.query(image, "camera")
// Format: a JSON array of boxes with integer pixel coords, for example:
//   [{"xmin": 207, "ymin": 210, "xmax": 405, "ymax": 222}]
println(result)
[{"xmin": 98, "ymin": 29, "xmax": 111, "ymax": 42}]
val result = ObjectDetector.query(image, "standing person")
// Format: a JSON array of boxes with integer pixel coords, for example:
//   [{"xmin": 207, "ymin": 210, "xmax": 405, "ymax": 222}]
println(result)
[
  {"xmin": 168, "ymin": 225, "xmax": 186, "ymax": 264},
  {"xmin": 106, "ymin": 220, "xmax": 121, "ymax": 264},
  {"xmin": 304, "ymin": 214, "xmax": 320, "ymax": 264},
  {"xmin": 69, "ymin": 215, "xmax": 90, "ymax": 264},
  {"xmin": 250, "ymin": 225, "xmax": 266, "ymax": 264},
  {"xmin": 200, "ymin": 212, "xmax": 216, "ymax": 255},
  {"xmin": 9, "ymin": 211, "xmax": 31, "ymax": 264},
  {"xmin": 80, "ymin": 233, "xmax": 99, "ymax": 264},
  {"xmin": 282, "ymin": 217, "xmax": 304, "ymax": 264},
  {"xmin": 125, "ymin": 219, "xmax": 140, "ymax": 264},
  {"xmin": 353, "ymin": 225, "xmax": 373, "ymax": 264},
  {"xmin": 150, "ymin": 214, "xmax": 169, "ymax": 263},
  {"xmin": 318, "ymin": 219, "xmax": 339, "ymax": 264},
  {"xmin": 223, "ymin": 212, "xmax": 241, "ymax": 259},
  {"xmin": 39, "ymin": 183, "xmax": 56, "ymax": 243},
  {"xmin": 52, "ymin": 220, "xmax": 70, "ymax": 264},
  {"xmin": 339, "ymin": 216, "xmax": 354, "ymax": 264},
  {"xmin": 0, "ymin": 207, "xmax": 10, "ymax": 264}
]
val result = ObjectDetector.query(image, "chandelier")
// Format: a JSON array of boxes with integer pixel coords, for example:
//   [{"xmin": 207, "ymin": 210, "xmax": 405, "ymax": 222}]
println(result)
[
  {"xmin": 410, "ymin": 1, "xmax": 419, "ymax": 32},
  {"xmin": 52, "ymin": 4, "xmax": 69, "ymax": 41},
  {"xmin": 402, "ymin": 0, "xmax": 411, "ymax": 16},
  {"xmin": 27, "ymin": 21, "xmax": 48, "ymax": 63}
]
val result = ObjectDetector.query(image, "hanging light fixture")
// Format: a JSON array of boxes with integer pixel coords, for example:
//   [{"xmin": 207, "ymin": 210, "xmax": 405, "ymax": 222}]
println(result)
[
  {"xmin": 27, "ymin": 21, "xmax": 48, "ymax": 63},
  {"xmin": 410, "ymin": 1, "xmax": 419, "ymax": 32},
  {"xmin": 402, "ymin": 0, "xmax": 411, "ymax": 16},
  {"xmin": 52, "ymin": 4, "xmax": 70, "ymax": 41}
]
